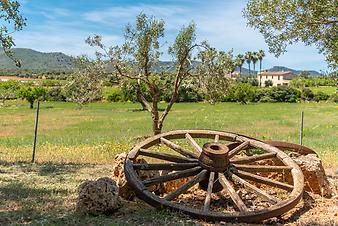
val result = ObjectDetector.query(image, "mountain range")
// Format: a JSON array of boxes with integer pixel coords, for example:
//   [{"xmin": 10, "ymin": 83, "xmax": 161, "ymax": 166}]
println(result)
[{"xmin": 0, "ymin": 48, "xmax": 321, "ymax": 76}]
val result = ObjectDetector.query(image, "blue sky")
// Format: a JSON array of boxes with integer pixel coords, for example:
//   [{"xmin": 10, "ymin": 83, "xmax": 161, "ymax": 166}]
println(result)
[{"xmin": 13, "ymin": 0, "xmax": 329, "ymax": 72}]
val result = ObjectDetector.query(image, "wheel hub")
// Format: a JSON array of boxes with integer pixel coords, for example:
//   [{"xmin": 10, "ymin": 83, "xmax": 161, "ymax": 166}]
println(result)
[{"xmin": 198, "ymin": 142, "xmax": 229, "ymax": 172}]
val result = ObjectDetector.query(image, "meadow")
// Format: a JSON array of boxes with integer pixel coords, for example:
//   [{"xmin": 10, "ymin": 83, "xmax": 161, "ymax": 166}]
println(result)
[
  {"xmin": 0, "ymin": 101, "xmax": 337, "ymax": 225},
  {"xmin": 1, "ymin": 100, "xmax": 337, "ymax": 166}
]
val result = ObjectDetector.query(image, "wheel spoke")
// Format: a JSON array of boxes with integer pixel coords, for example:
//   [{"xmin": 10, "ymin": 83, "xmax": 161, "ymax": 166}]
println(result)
[
  {"xmin": 229, "ymin": 172, "xmax": 279, "ymax": 204},
  {"xmin": 142, "ymin": 166, "xmax": 202, "ymax": 186},
  {"xmin": 233, "ymin": 170, "xmax": 294, "ymax": 191},
  {"xmin": 185, "ymin": 133, "xmax": 203, "ymax": 154},
  {"xmin": 164, "ymin": 170, "xmax": 208, "ymax": 201},
  {"xmin": 133, "ymin": 162, "xmax": 199, "ymax": 171},
  {"xmin": 203, "ymin": 172, "xmax": 215, "ymax": 212},
  {"xmin": 160, "ymin": 137, "xmax": 199, "ymax": 159},
  {"xmin": 218, "ymin": 173, "xmax": 248, "ymax": 212},
  {"xmin": 232, "ymin": 164, "xmax": 292, "ymax": 173},
  {"xmin": 230, "ymin": 152, "xmax": 277, "ymax": 164},
  {"xmin": 228, "ymin": 141, "xmax": 250, "ymax": 158},
  {"xmin": 214, "ymin": 135, "xmax": 219, "ymax": 142},
  {"xmin": 139, "ymin": 149, "xmax": 198, "ymax": 163}
]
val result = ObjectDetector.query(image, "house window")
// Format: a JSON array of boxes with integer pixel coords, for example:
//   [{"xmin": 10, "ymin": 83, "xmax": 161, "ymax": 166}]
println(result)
[
  {"xmin": 266, "ymin": 76, "xmax": 268, "ymax": 79},
  {"xmin": 278, "ymin": 76, "xmax": 280, "ymax": 80}
]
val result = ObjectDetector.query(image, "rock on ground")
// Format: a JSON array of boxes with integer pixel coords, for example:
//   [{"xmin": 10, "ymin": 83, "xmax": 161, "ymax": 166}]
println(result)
[
  {"xmin": 292, "ymin": 154, "xmax": 332, "ymax": 198},
  {"xmin": 76, "ymin": 177, "xmax": 120, "ymax": 215},
  {"xmin": 112, "ymin": 152, "xmax": 161, "ymax": 200}
]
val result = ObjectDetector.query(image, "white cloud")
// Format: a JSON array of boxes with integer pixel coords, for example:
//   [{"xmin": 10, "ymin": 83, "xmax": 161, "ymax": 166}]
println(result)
[
  {"xmin": 13, "ymin": 26, "xmax": 121, "ymax": 56},
  {"xmin": 14, "ymin": 0, "xmax": 328, "ymax": 71},
  {"xmin": 83, "ymin": 4, "xmax": 188, "ymax": 26}
]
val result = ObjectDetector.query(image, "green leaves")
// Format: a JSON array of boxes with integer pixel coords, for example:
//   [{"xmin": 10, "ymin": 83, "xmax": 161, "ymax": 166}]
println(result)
[
  {"xmin": 18, "ymin": 86, "xmax": 47, "ymax": 108},
  {"xmin": 196, "ymin": 48, "xmax": 233, "ymax": 104},
  {"xmin": 243, "ymin": 0, "xmax": 338, "ymax": 69},
  {"xmin": 0, "ymin": 0, "xmax": 26, "ymax": 67}
]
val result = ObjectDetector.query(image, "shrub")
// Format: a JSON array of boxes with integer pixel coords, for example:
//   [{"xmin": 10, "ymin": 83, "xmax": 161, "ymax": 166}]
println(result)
[
  {"xmin": 0, "ymin": 80, "xmax": 21, "ymax": 103},
  {"xmin": 270, "ymin": 86, "xmax": 300, "ymax": 103},
  {"xmin": 227, "ymin": 83, "xmax": 256, "ymax": 104},
  {"xmin": 120, "ymin": 84, "xmax": 152, "ymax": 102},
  {"xmin": 264, "ymin": 80, "xmax": 273, "ymax": 87},
  {"xmin": 329, "ymin": 93, "xmax": 338, "ymax": 103},
  {"xmin": 290, "ymin": 77, "xmax": 336, "ymax": 87},
  {"xmin": 313, "ymin": 91, "xmax": 329, "ymax": 102},
  {"xmin": 48, "ymin": 87, "xmax": 66, "ymax": 101},
  {"xmin": 177, "ymin": 86, "xmax": 202, "ymax": 102},
  {"xmin": 301, "ymin": 88, "xmax": 314, "ymax": 101},
  {"xmin": 107, "ymin": 89, "xmax": 123, "ymax": 102},
  {"xmin": 41, "ymin": 80, "xmax": 63, "ymax": 87}
]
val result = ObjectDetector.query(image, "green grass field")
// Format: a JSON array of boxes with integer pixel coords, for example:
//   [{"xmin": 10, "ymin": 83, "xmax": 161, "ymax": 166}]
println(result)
[
  {"xmin": 1, "ymin": 100, "xmax": 337, "ymax": 166},
  {"xmin": 1, "ymin": 101, "xmax": 337, "ymax": 225}
]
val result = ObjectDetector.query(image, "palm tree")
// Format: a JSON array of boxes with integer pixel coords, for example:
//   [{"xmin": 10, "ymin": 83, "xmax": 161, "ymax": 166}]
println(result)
[
  {"xmin": 257, "ymin": 50, "xmax": 265, "ymax": 73},
  {"xmin": 235, "ymin": 54, "xmax": 245, "ymax": 75},
  {"xmin": 257, "ymin": 50, "xmax": 265, "ymax": 86},
  {"xmin": 251, "ymin": 52, "xmax": 258, "ymax": 74},
  {"xmin": 245, "ymin": 51, "xmax": 252, "ymax": 75}
]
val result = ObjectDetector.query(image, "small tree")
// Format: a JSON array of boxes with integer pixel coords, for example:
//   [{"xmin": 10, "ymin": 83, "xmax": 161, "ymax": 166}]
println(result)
[
  {"xmin": 196, "ymin": 48, "xmax": 233, "ymax": 104},
  {"xmin": 64, "ymin": 57, "xmax": 105, "ymax": 107},
  {"xmin": 265, "ymin": 80, "xmax": 273, "ymax": 87},
  {"xmin": 18, "ymin": 86, "xmax": 47, "ymax": 108},
  {"xmin": 87, "ymin": 13, "xmax": 207, "ymax": 134}
]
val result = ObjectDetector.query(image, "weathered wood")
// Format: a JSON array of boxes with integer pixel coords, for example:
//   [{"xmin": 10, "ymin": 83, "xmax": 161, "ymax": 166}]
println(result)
[
  {"xmin": 229, "ymin": 173, "xmax": 279, "ymax": 204},
  {"xmin": 164, "ymin": 170, "xmax": 208, "ymax": 201},
  {"xmin": 203, "ymin": 172, "xmax": 215, "ymax": 212},
  {"xmin": 232, "ymin": 164, "xmax": 292, "ymax": 173},
  {"xmin": 133, "ymin": 162, "xmax": 199, "ymax": 171},
  {"xmin": 127, "ymin": 130, "xmax": 239, "ymax": 159},
  {"xmin": 143, "ymin": 166, "xmax": 202, "ymax": 186},
  {"xmin": 230, "ymin": 152, "xmax": 277, "ymax": 164},
  {"xmin": 160, "ymin": 137, "xmax": 199, "ymax": 158},
  {"xmin": 139, "ymin": 149, "xmax": 198, "ymax": 163},
  {"xmin": 234, "ymin": 170, "xmax": 294, "ymax": 191},
  {"xmin": 228, "ymin": 141, "xmax": 250, "ymax": 158},
  {"xmin": 218, "ymin": 173, "xmax": 248, "ymax": 212},
  {"xmin": 124, "ymin": 130, "xmax": 305, "ymax": 222},
  {"xmin": 185, "ymin": 133, "xmax": 203, "ymax": 153},
  {"xmin": 264, "ymin": 140, "xmax": 317, "ymax": 156},
  {"xmin": 214, "ymin": 135, "xmax": 219, "ymax": 142}
]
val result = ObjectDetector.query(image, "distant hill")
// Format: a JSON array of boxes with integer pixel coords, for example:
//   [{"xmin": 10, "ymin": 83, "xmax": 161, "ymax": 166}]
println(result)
[
  {"xmin": 0, "ymin": 48, "xmax": 74, "ymax": 71},
  {"xmin": 0, "ymin": 48, "xmax": 321, "ymax": 76},
  {"xmin": 265, "ymin": 66, "xmax": 321, "ymax": 76}
]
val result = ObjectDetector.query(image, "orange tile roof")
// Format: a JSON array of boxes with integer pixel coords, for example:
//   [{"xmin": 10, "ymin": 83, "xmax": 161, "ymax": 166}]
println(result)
[{"xmin": 258, "ymin": 71, "xmax": 294, "ymax": 76}]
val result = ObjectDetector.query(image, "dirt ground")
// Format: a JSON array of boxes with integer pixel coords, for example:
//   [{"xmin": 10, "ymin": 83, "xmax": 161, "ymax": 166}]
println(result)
[
  {"xmin": 116, "ymin": 168, "xmax": 338, "ymax": 226},
  {"xmin": 1, "ymin": 161, "xmax": 337, "ymax": 226}
]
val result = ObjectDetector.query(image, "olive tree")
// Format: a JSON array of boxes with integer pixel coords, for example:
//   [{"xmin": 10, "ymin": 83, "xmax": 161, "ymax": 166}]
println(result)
[
  {"xmin": 196, "ymin": 48, "xmax": 234, "ymax": 104},
  {"xmin": 87, "ymin": 13, "xmax": 207, "ymax": 134},
  {"xmin": 64, "ymin": 57, "xmax": 105, "ymax": 107},
  {"xmin": 0, "ymin": 0, "xmax": 26, "ymax": 66},
  {"xmin": 243, "ymin": 0, "xmax": 338, "ymax": 69}
]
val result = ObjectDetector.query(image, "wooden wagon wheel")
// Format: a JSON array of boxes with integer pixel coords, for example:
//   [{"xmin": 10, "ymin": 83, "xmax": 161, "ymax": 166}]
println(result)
[{"xmin": 124, "ymin": 130, "xmax": 304, "ymax": 222}]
